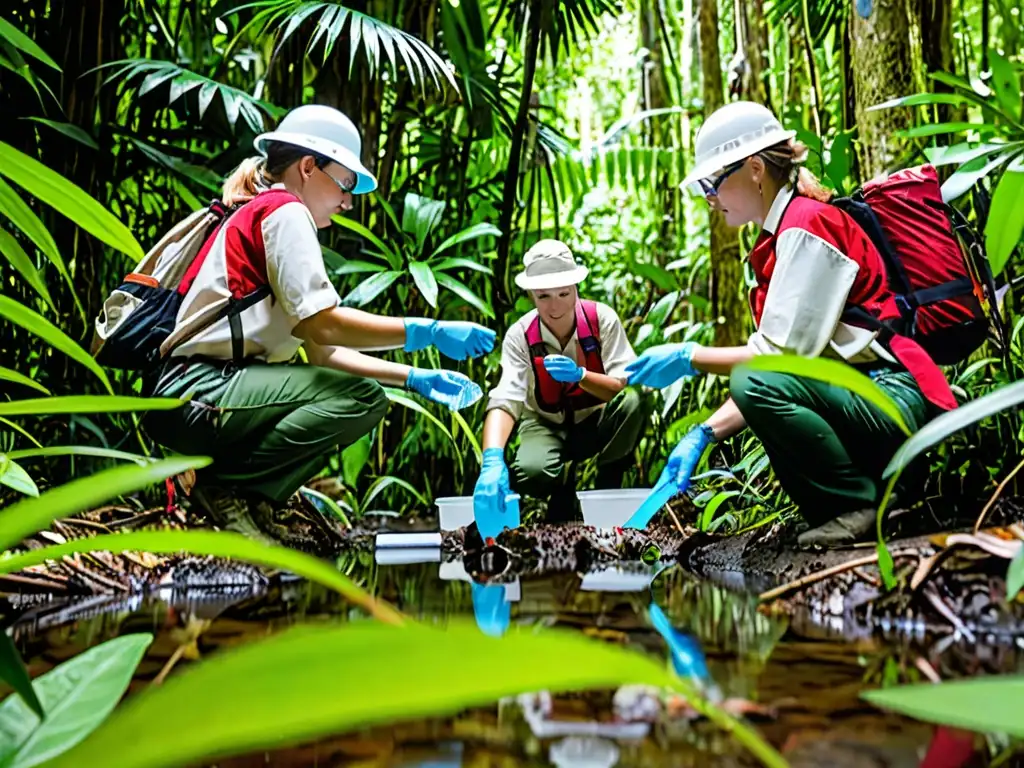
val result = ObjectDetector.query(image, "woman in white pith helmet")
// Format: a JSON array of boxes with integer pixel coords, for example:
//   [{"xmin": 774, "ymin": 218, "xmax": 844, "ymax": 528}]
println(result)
[
  {"xmin": 145, "ymin": 104, "xmax": 495, "ymax": 551},
  {"xmin": 624, "ymin": 101, "xmax": 956, "ymax": 548}
]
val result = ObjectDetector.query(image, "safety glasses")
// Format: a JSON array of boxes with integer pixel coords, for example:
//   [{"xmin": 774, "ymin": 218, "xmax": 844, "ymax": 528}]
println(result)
[
  {"xmin": 320, "ymin": 166, "xmax": 357, "ymax": 194},
  {"xmin": 686, "ymin": 159, "xmax": 745, "ymax": 199}
]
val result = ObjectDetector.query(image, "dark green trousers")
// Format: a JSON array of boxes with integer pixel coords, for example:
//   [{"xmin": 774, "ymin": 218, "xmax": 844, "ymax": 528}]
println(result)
[
  {"xmin": 511, "ymin": 388, "xmax": 644, "ymax": 505},
  {"xmin": 729, "ymin": 365, "xmax": 931, "ymax": 525},
  {"xmin": 146, "ymin": 360, "xmax": 388, "ymax": 502}
]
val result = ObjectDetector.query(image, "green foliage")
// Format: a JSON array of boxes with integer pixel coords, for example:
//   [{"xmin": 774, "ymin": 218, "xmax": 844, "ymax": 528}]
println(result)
[
  {"xmin": 0, "ymin": 634, "xmax": 43, "ymax": 720},
  {"xmin": 0, "ymin": 635, "xmax": 153, "ymax": 768},
  {"xmin": 861, "ymin": 676, "xmax": 1024, "ymax": 738}
]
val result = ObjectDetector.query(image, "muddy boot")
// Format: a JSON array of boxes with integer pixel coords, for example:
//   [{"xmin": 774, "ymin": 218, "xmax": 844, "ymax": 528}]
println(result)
[
  {"xmin": 191, "ymin": 485, "xmax": 281, "ymax": 548},
  {"xmin": 796, "ymin": 507, "xmax": 877, "ymax": 550}
]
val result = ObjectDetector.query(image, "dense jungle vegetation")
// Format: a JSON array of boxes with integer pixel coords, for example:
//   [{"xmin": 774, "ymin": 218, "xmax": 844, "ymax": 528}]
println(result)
[{"xmin": 1, "ymin": 0, "xmax": 1024, "ymax": 765}]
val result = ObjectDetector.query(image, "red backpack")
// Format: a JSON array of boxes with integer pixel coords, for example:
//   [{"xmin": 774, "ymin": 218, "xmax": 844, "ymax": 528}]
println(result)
[{"xmin": 832, "ymin": 164, "xmax": 1007, "ymax": 365}]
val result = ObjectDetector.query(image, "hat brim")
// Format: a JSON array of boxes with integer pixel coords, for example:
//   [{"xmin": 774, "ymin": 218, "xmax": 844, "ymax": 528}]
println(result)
[
  {"xmin": 680, "ymin": 128, "xmax": 797, "ymax": 189},
  {"xmin": 514, "ymin": 265, "xmax": 589, "ymax": 291},
  {"xmin": 254, "ymin": 130, "xmax": 378, "ymax": 195}
]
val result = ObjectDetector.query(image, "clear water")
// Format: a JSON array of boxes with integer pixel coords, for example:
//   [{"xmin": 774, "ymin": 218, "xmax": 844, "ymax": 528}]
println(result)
[{"xmin": 6, "ymin": 556, "xmax": 1022, "ymax": 767}]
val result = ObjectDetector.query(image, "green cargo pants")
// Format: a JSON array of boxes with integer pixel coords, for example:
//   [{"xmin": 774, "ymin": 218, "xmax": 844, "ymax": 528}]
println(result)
[
  {"xmin": 511, "ymin": 388, "xmax": 644, "ymax": 519},
  {"xmin": 729, "ymin": 364, "xmax": 932, "ymax": 526},
  {"xmin": 146, "ymin": 360, "xmax": 388, "ymax": 502}
]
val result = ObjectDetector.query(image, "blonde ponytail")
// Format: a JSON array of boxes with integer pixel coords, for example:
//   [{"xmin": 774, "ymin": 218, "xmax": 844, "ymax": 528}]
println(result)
[
  {"xmin": 222, "ymin": 157, "xmax": 269, "ymax": 206},
  {"xmin": 759, "ymin": 140, "xmax": 833, "ymax": 203}
]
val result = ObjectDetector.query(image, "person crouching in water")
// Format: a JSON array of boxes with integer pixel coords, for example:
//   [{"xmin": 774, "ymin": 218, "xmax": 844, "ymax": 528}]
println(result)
[{"xmin": 472, "ymin": 240, "xmax": 644, "ymax": 526}]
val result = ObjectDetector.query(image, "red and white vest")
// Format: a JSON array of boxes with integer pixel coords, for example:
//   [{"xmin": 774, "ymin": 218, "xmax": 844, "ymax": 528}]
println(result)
[{"xmin": 525, "ymin": 300, "xmax": 606, "ymax": 415}]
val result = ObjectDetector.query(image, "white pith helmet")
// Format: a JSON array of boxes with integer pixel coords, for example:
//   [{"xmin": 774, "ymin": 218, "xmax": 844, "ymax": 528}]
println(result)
[
  {"xmin": 253, "ymin": 104, "xmax": 377, "ymax": 195},
  {"xmin": 514, "ymin": 239, "xmax": 589, "ymax": 291},
  {"xmin": 681, "ymin": 101, "xmax": 796, "ymax": 191}
]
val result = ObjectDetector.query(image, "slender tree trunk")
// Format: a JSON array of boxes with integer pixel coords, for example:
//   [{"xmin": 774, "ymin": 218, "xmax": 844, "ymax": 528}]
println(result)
[
  {"xmin": 698, "ymin": 0, "xmax": 746, "ymax": 347},
  {"xmin": 495, "ymin": 0, "xmax": 544, "ymax": 320},
  {"xmin": 850, "ymin": 0, "xmax": 917, "ymax": 179},
  {"xmin": 738, "ymin": 0, "xmax": 771, "ymax": 108},
  {"xmin": 918, "ymin": 0, "xmax": 958, "ymax": 126}
]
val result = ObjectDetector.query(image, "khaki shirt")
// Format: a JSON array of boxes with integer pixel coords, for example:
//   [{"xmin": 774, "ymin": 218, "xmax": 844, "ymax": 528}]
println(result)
[{"xmin": 486, "ymin": 302, "xmax": 636, "ymax": 425}]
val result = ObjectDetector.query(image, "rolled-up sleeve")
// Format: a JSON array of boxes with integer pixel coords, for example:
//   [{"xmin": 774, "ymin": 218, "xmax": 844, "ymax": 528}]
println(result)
[
  {"xmin": 596, "ymin": 303, "xmax": 636, "ymax": 377},
  {"xmin": 262, "ymin": 202, "xmax": 341, "ymax": 326},
  {"xmin": 748, "ymin": 228, "xmax": 859, "ymax": 357},
  {"xmin": 486, "ymin": 328, "xmax": 530, "ymax": 421}
]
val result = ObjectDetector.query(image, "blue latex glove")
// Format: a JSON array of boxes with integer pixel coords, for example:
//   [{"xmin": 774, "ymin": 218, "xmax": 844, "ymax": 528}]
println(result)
[
  {"xmin": 404, "ymin": 318, "xmax": 496, "ymax": 360},
  {"xmin": 474, "ymin": 447, "xmax": 510, "ymax": 543},
  {"xmin": 472, "ymin": 582, "xmax": 511, "ymax": 638},
  {"xmin": 665, "ymin": 423, "xmax": 715, "ymax": 486},
  {"xmin": 648, "ymin": 603, "xmax": 711, "ymax": 683},
  {"xmin": 405, "ymin": 368, "xmax": 482, "ymax": 411},
  {"xmin": 542, "ymin": 354, "xmax": 584, "ymax": 383},
  {"xmin": 624, "ymin": 342, "xmax": 699, "ymax": 389}
]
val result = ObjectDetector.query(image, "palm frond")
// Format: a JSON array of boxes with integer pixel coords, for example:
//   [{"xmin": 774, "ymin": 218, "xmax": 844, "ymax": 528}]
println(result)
[
  {"xmin": 229, "ymin": 1, "xmax": 456, "ymax": 95},
  {"xmin": 93, "ymin": 59, "xmax": 283, "ymax": 132},
  {"xmin": 764, "ymin": 0, "xmax": 848, "ymax": 45},
  {"xmin": 500, "ymin": 0, "xmax": 619, "ymax": 65}
]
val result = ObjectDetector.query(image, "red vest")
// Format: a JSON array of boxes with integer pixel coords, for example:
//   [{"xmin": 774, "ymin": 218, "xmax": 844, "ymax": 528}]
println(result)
[
  {"xmin": 526, "ymin": 300, "xmax": 605, "ymax": 415},
  {"xmin": 748, "ymin": 195, "xmax": 957, "ymax": 412}
]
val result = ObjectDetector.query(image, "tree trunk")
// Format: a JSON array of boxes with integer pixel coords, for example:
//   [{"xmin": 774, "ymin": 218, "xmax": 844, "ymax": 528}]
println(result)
[
  {"xmin": 850, "ymin": 0, "xmax": 917, "ymax": 179},
  {"xmin": 917, "ymin": 0, "xmax": 960, "ymax": 128},
  {"xmin": 736, "ymin": 0, "xmax": 771, "ymax": 108},
  {"xmin": 698, "ymin": 0, "xmax": 746, "ymax": 347}
]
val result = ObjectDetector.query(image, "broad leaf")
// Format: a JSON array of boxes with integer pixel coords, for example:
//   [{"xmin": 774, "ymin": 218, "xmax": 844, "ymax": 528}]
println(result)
[
  {"xmin": 431, "ymin": 256, "xmax": 493, "ymax": 275},
  {"xmin": 0, "ymin": 228, "xmax": 53, "ymax": 310},
  {"xmin": 340, "ymin": 271, "xmax": 401, "ymax": 307},
  {"xmin": 5, "ymin": 446, "xmax": 149, "ymax": 463},
  {"xmin": 384, "ymin": 389, "xmax": 455, "ymax": 443},
  {"xmin": 941, "ymin": 151, "xmax": 1020, "ymax": 202},
  {"xmin": 0, "ymin": 456, "xmax": 211, "ymax": 550},
  {"xmin": 1008, "ymin": 547, "xmax": 1024, "ymax": 601},
  {"xmin": 0, "ymin": 634, "xmax": 153, "ymax": 768},
  {"xmin": 20, "ymin": 118, "xmax": 98, "ymax": 150},
  {"xmin": 0, "ymin": 367, "xmax": 47, "ymax": 395},
  {"xmin": 861, "ymin": 676, "xmax": 1024, "ymax": 737},
  {"xmin": 0, "ymin": 297, "xmax": 111, "ymax": 393},
  {"xmin": 884, "ymin": 379, "xmax": 1024, "ymax": 478},
  {"xmin": 46, "ymin": 622, "xmax": 690, "ymax": 768},
  {"xmin": 299, "ymin": 486, "xmax": 351, "ymax": 527},
  {"xmin": 894, "ymin": 122, "xmax": 1000, "ymax": 140},
  {"xmin": 330, "ymin": 214, "xmax": 401, "ymax": 268},
  {"xmin": 0, "ymin": 633, "xmax": 43, "ymax": 720},
  {"xmin": 0, "ymin": 396, "xmax": 182, "ymax": 417},
  {"xmin": 362, "ymin": 475, "xmax": 427, "ymax": 511},
  {"xmin": 0, "ymin": 178, "xmax": 75, "ymax": 302},
  {"xmin": 0, "ymin": 142, "xmax": 144, "ymax": 262},
  {"xmin": 402, "ymin": 193, "xmax": 446, "ymax": 256},
  {"xmin": 984, "ymin": 170, "xmax": 1024, "ymax": 275},
  {"xmin": 0, "ymin": 530, "xmax": 402, "ymax": 625},
  {"xmin": 341, "ymin": 434, "xmax": 371, "ymax": 488},
  {"xmin": 0, "ymin": 460, "xmax": 38, "ymax": 497},
  {"xmin": 408, "ymin": 261, "xmax": 439, "ymax": 307},
  {"xmin": 868, "ymin": 92, "xmax": 976, "ymax": 111},
  {"xmin": 740, "ymin": 355, "xmax": 912, "ymax": 435},
  {"xmin": 924, "ymin": 141, "xmax": 1023, "ymax": 168},
  {"xmin": 431, "ymin": 223, "xmax": 502, "ymax": 258},
  {"xmin": 0, "ymin": 18, "xmax": 59, "ymax": 71},
  {"xmin": 435, "ymin": 273, "xmax": 494, "ymax": 319},
  {"xmin": 988, "ymin": 50, "xmax": 1022, "ymax": 121}
]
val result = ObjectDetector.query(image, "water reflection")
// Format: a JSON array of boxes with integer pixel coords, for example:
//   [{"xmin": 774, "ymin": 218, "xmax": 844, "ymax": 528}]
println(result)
[{"xmin": 3, "ymin": 552, "xmax": 1023, "ymax": 767}]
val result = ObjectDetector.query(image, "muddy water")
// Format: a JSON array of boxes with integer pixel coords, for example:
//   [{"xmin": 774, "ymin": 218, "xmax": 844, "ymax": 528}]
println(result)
[{"xmin": 6, "ymin": 558, "xmax": 1023, "ymax": 767}]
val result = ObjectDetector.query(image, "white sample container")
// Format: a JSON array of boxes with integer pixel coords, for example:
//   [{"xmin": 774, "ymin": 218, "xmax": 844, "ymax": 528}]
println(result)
[
  {"xmin": 575, "ymin": 488, "xmax": 654, "ymax": 529},
  {"xmin": 375, "ymin": 532, "xmax": 443, "ymax": 549},
  {"xmin": 435, "ymin": 494, "xmax": 521, "ymax": 531}
]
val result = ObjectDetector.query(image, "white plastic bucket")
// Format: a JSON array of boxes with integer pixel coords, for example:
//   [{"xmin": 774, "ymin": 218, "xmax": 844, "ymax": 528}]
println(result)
[
  {"xmin": 435, "ymin": 494, "xmax": 521, "ymax": 531},
  {"xmin": 575, "ymin": 488, "xmax": 653, "ymax": 529}
]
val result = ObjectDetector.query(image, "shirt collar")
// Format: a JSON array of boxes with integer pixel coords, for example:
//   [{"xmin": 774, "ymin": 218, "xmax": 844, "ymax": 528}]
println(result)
[
  {"xmin": 762, "ymin": 184, "xmax": 794, "ymax": 235},
  {"xmin": 537, "ymin": 312, "xmax": 579, "ymax": 355}
]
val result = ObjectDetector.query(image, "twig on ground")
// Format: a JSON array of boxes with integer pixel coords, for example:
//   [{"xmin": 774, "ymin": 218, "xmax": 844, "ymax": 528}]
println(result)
[{"xmin": 975, "ymin": 456, "xmax": 1024, "ymax": 534}]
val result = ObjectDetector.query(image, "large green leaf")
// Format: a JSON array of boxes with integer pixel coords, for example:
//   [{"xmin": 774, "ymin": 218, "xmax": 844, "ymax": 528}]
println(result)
[
  {"xmin": 435, "ymin": 272, "xmax": 494, "ymax": 319},
  {"xmin": 330, "ymin": 214, "xmax": 401, "ymax": 268},
  {"xmin": 0, "ymin": 460, "xmax": 38, "ymax": 497},
  {"xmin": 0, "ymin": 633, "xmax": 43, "ymax": 720},
  {"xmin": 984, "ymin": 170, "xmax": 1024, "ymax": 275},
  {"xmin": 1008, "ymin": 547, "xmax": 1024, "ymax": 601},
  {"xmin": 340, "ymin": 271, "xmax": 402, "ymax": 307},
  {"xmin": 0, "ymin": 396, "xmax": 182, "ymax": 417},
  {"xmin": 0, "ymin": 456, "xmax": 211, "ymax": 550},
  {"xmin": 384, "ymin": 389, "xmax": 455, "ymax": 444},
  {"xmin": 894, "ymin": 121, "xmax": 1001, "ymax": 139},
  {"xmin": 924, "ymin": 141, "xmax": 1023, "ymax": 168},
  {"xmin": 5, "ymin": 446, "xmax": 149, "ymax": 464},
  {"xmin": 362, "ymin": 475, "xmax": 428, "ymax": 511},
  {"xmin": 941, "ymin": 150, "xmax": 1021, "ymax": 201},
  {"xmin": 431, "ymin": 256, "xmax": 493, "ymax": 275},
  {"xmin": 0, "ymin": 178, "xmax": 75, "ymax": 304},
  {"xmin": 988, "ymin": 50, "xmax": 1022, "ymax": 122},
  {"xmin": 0, "ymin": 297, "xmax": 111, "ymax": 393},
  {"xmin": 20, "ymin": 118, "xmax": 98, "ymax": 150},
  {"xmin": 408, "ymin": 261, "xmax": 438, "ymax": 307},
  {"xmin": 0, "ymin": 143, "xmax": 143, "ymax": 262},
  {"xmin": 884, "ymin": 379, "xmax": 1024, "ymax": 478},
  {"xmin": 0, "ymin": 228, "xmax": 52, "ymax": 311},
  {"xmin": 0, "ymin": 634, "xmax": 153, "ymax": 768},
  {"xmin": 740, "ymin": 355, "xmax": 912, "ymax": 435},
  {"xmin": 861, "ymin": 676, "xmax": 1024, "ymax": 737},
  {"xmin": 0, "ymin": 530, "xmax": 401, "ymax": 625},
  {"xmin": 431, "ymin": 222, "xmax": 502, "ymax": 258},
  {"xmin": 46, "ymin": 622, "xmax": 687, "ymax": 768},
  {"xmin": 341, "ymin": 434, "xmax": 371, "ymax": 488},
  {"xmin": 0, "ymin": 367, "xmax": 48, "ymax": 396},
  {"xmin": 0, "ymin": 18, "xmax": 59, "ymax": 71}
]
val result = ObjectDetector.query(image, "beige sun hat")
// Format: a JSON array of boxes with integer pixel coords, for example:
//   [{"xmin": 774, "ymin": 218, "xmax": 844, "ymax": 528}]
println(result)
[{"xmin": 514, "ymin": 239, "xmax": 590, "ymax": 291}]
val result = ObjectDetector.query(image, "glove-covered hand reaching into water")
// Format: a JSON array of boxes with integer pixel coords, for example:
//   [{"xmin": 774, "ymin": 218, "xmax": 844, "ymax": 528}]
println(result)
[
  {"xmin": 664, "ymin": 423, "xmax": 715, "ymax": 486},
  {"xmin": 405, "ymin": 368, "xmax": 482, "ymax": 411},
  {"xmin": 473, "ymin": 447, "xmax": 511, "ymax": 543},
  {"xmin": 625, "ymin": 342, "xmax": 699, "ymax": 389},
  {"xmin": 404, "ymin": 318, "xmax": 497, "ymax": 361}
]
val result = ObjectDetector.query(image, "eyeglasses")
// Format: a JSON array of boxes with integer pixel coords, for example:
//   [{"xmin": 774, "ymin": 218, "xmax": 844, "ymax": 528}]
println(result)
[
  {"xmin": 320, "ymin": 167, "xmax": 357, "ymax": 194},
  {"xmin": 687, "ymin": 160, "xmax": 745, "ymax": 198}
]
